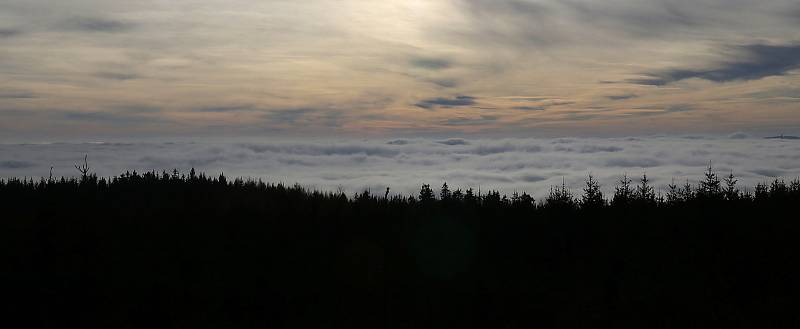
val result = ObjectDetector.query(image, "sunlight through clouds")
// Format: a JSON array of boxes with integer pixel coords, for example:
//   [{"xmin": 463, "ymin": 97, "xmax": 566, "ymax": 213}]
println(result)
[{"xmin": 0, "ymin": 0, "xmax": 799, "ymax": 139}]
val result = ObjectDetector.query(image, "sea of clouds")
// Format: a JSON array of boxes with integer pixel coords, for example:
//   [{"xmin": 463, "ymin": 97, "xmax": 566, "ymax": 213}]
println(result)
[{"xmin": 2, "ymin": 136, "xmax": 799, "ymax": 200}]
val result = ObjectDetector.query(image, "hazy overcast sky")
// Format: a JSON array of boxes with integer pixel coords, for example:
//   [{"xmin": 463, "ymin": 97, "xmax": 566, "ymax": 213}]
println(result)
[{"xmin": 1, "ymin": 0, "xmax": 799, "ymax": 140}]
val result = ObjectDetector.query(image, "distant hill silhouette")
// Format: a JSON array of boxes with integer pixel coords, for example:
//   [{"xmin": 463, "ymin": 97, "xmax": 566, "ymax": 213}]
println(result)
[{"xmin": 2, "ymin": 165, "xmax": 800, "ymax": 328}]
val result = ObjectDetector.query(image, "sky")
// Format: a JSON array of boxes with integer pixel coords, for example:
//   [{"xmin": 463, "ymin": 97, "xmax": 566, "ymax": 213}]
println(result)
[{"xmin": 1, "ymin": 0, "xmax": 799, "ymax": 140}]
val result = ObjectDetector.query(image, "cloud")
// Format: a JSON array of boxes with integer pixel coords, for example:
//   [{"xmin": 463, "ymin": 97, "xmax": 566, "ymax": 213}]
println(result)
[
  {"xmin": 459, "ymin": 0, "xmax": 799, "ymax": 49},
  {"xmin": 0, "ymin": 160, "xmax": 35, "ymax": 169},
  {"xmin": 0, "ymin": 28, "xmax": 22, "ymax": 38},
  {"xmin": 239, "ymin": 143, "xmax": 400, "ymax": 157},
  {"xmin": 193, "ymin": 105, "xmax": 255, "ymax": 113},
  {"xmin": 554, "ymin": 145, "xmax": 624, "ymax": 153},
  {"xmin": 437, "ymin": 138, "xmax": 470, "ymax": 146},
  {"xmin": 505, "ymin": 97, "xmax": 573, "ymax": 112},
  {"xmin": 750, "ymin": 168, "xmax": 786, "ymax": 177},
  {"xmin": 95, "ymin": 72, "xmax": 140, "ymax": 81},
  {"xmin": 410, "ymin": 57, "xmax": 451, "ymax": 70},
  {"xmin": 578, "ymin": 145, "xmax": 624, "ymax": 153},
  {"xmin": 605, "ymin": 158, "xmax": 662, "ymax": 168},
  {"xmin": 457, "ymin": 0, "xmax": 561, "ymax": 46},
  {"xmin": 443, "ymin": 115, "xmax": 498, "ymax": 126},
  {"xmin": 2, "ymin": 137, "xmax": 799, "ymax": 198},
  {"xmin": 387, "ymin": 139, "xmax": 410, "ymax": 145},
  {"xmin": 60, "ymin": 17, "xmax": 135, "ymax": 33},
  {"xmin": 415, "ymin": 96, "xmax": 476, "ymax": 109},
  {"xmin": 665, "ymin": 104, "xmax": 693, "ymax": 113},
  {"xmin": 62, "ymin": 111, "xmax": 160, "ymax": 125},
  {"xmin": 631, "ymin": 44, "xmax": 800, "ymax": 85},
  {"xmin": 509, "ymin": 97, "xmax": 550, "ymax": 102},
  {"xmin": 320, "ymin": 110, "xmax": 346, "ymax": 128},
  {"xmin": 117, "ymin": 105, "xmax": 162, "ymax": 113},
  {"xmin": 473, "ymin": 142, "xmax": 540, "ymax": 155},
  {"xmin": 560, "ymin": 0, "xmax": 708, "ymax": 37},
  {"xmin": 1, "ymin": 1, "xmax": 799, "ymax": 137},
  {"xmin": 0, "ymin": 91, "xmax": 36, "ymax": 99},
  {"xmin": 728, "ymin": 132, "xmax": 751, "ymax": 139},
  {"xmin": 264, "ymin": 109, "xmax": 319, "ymax": 124},
  {"xmin": 512, "ymin": 106, "xmax": 547, "ymax": 111},
  {"xmin": 628, "ymin": 104, "xmax": 694, "ymax": 117},
  {"xmin": 607, "ymin": 94, "xmax": 638, "ymax": 101},
  {"xmin": 428, "ymin": 78, "xmax": 459, "ymax": 88},
  {"xmin": 517, "ymin": 174, "xmax": 548, "ymax": 183}
]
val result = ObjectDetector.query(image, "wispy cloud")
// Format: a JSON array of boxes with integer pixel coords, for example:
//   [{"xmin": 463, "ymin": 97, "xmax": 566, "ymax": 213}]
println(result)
[
  {"xmin": 62, "ymin": 111, "xmax": 161, "ymax": 125},
  {"xmin": 443, "ymin": 115, "xmax": 498, "ymax": 126},
  {"xmin": 264, "ymin": 108, "xmax": 319, "ymax": 125},
  {"xmin": 0, "ymin": 160, "xmax": 35, "ymax": 169},
  {"xmin": 630, "ymin": 44, "xmax": 800, "ymax": 85},
  {"xmin": 0, "ymin": 28, "xmax": 22, "ymax": 38},
  {"xmin": 428, "ymin": 78, "xmax": 459, "ymax": 88},
  {"xmin": 0, "ymin": 91, "xmax": 36, "ymax": 99},
  {"xmin": 59, "ymin": 17, "xmax": 135, "ymax": 33},
  {"xmin": 416, "ymin": 96, "xmax": 477, "ymax": 109},
  {"xmin": 665, "ymin": 104, "xmax": 693, "ymax": 113},
  {"xmin": 410, "ymin": 57, "xmax": 451, "ymax": 70},
  {"xmin": 95, "ymin": 72, "xmax": 140, "ymax": 81},
  {"xmin": 437, "ymin": 138, "xmax": 470, "ymax": 146},
  {"xmin": 192, "ymin": 105, "xmax": 255, "ymax": 113},
  {"xmin": 512, "ymin": 106, "xmax": 547, "ymax": 111},
  {"xmin": 607, "ymin": 94, "xmax": 638, "ymax": 101}
]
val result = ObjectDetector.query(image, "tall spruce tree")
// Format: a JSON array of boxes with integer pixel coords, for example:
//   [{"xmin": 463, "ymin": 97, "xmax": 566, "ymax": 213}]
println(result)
[
  {"xmin": 635, "ymin": 172, "xmax": 656, "ymax": 205},
  {"xmin": 612, "ymin": 174, "xmax": 633, "ymax": 207},
  {"xmin": 698, "ymin": 163, "xmax": 722, "ymax": 199},
  {"xmin": 581, "ymin": 174, "xmax": 604, "ymax": 209},
  {"xmin": 440, "ymin": 182, "xmax": 451, "ymax": 200},
  {"xmin": 666, "ymin": 178, "xmax": 681, "ymax": 204},
  {"xmin": 419, "ymin": 184, "xmax": 435, "ymax": 203},
  {"xmin": 723, "ymin": 171, "xmax": 739, "ymax": 201}
]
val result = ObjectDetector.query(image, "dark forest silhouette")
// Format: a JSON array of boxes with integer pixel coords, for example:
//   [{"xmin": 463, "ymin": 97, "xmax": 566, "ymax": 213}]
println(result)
[{"xmin": 3, "ymin": 163, "xmax": 800, "ymax": 328}]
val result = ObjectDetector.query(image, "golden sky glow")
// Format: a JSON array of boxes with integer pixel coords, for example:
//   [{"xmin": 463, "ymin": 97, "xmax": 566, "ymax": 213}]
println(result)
[{"xmin": 1, "ymin": 0, "xmax": 799, "ymax": 140}]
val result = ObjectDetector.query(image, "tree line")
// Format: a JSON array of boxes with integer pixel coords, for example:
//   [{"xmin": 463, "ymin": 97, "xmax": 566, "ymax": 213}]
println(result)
[
  {"xmin": 3, "ymin": 164, "xmax": 798, "ymax": 211},
  {"xmin": 2, "ymin": 163, "xmax": 800, "ymax": 328}
]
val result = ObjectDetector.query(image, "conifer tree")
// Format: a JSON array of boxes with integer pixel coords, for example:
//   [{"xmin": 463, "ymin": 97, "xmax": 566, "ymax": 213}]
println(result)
[
  {"xmin": 581, "ymin": 174, "xmax": 604, "ymax": 209},
  {"xmin": 666, "ymin": 178, "xmax": 681, "ymax": 204},
  {"xmin": 635, "ymin": 172, "xmax": 656, "ymax": 204},
  {"xmin": 440, "ymin": 182, "xmax": 451, "ymax": 200},
  {"xmin": 547, "ymin": 178, "xmax": 575, "ymax": 209},
  {"xmin": 790, "ymin": 178, "xmax": 800, "ymax": 196},
  {"xmin": 680, "ymin": 179, "xmax": 695, "ymax": 201},
  {"xmin": 515, "ymin": 192, "xmax": 534, "ymax": 208},
  {"xmin": 723, "ymin": 171, "xmax": 739, "ymax": 201},
  {"xmin": 770, "ymin": 179, "xmax": 788, "ymax": 198},
  {"xmin": 698, "ymin": 163, "xmax": 722, "ymax": 199},
  {"xmin": 754, "ymin": 182, "xmax": 769, "ymax": 200},
  {"xmin": 484, "ymin": 190, "xmax": 502, "ymax": 205},
  {"xmin": 419, "ymin": 184, "xmax": 435, "ymax": 203},
  {"xmin": 612, "ymin": 174, "xmax": 633, "ymax": 207},
  {"xmin": 464, "ymin": 188, "xmax": 476, "ymax": 203},
  {"xmin": 452, "ymin": 188, "xmax": 463, "ymax": 201}
]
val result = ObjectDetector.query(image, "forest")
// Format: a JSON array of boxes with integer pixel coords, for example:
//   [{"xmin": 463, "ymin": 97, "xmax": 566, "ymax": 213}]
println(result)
[{"xmin": 2, "ymin": 162, "xmax": 800, "ymax": 328}]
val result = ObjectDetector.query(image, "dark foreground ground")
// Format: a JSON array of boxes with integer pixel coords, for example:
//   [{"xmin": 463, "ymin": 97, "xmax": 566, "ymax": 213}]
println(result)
[{"xmin": 2, "ymin": 171, "xmax": 800, "ymax": 328}]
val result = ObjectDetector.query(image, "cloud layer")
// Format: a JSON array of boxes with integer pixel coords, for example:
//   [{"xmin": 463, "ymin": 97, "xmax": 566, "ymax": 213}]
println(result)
[{"xmin": 2, "ymin": 136, "xmax": 798, "ymax": 200}]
